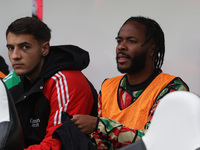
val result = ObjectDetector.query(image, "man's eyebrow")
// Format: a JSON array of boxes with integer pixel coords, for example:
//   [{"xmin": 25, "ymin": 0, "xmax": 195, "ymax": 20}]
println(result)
[
  {"xmin": 6, "ymin": 42, "xmax": 31, "ymax": 47},
  {"xmin": 115, "ymin": 36, "xmax": 121, "ymax": 39},
  {"xmin": 18, "ymin": 42, "xmax": 31, "ymax": 46},
  {"xmin": 6, "ymin": 44, "xmax": 12, "ymax": 47},
  {"xmin": 115, "ymin": 36, "xmax": 137, "ymax": 40}
]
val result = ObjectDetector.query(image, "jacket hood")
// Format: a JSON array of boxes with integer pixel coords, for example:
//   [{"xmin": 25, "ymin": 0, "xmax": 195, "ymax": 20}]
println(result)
[
  {"xmin": 40, "ymin": 45, "xmax": 90, "ymax": 79},
  {"xmin": 0, "ymin": 55, "xmax": 9, "ymax": 75}
]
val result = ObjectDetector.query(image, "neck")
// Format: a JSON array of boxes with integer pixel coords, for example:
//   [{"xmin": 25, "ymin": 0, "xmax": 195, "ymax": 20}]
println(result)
[
  {"xmin": 25, "ymin": 58, "xmax": 45, "ymax": 83},
  {"xmin": 126, "ymin": 65, "xmax": 155, "ymax": 86}
]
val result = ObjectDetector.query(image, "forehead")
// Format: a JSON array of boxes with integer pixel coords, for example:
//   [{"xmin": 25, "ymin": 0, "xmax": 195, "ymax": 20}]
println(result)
[
  {"xmin": 6, "ymin": 33, "xmax": 37, "ymax": 45},
  {"xmin": 118, "ymin": 21, "xmax": 146, "ymax": 38}
]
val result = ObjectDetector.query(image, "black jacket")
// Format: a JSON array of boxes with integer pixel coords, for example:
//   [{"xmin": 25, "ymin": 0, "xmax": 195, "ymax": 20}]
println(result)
[
  {"xmin": 53, "ymin": 112, "xmax": 97, "ymax": 150},
  {"xmin": 7, "ymin": 45, "xmax": 97, "ymax": 148}
]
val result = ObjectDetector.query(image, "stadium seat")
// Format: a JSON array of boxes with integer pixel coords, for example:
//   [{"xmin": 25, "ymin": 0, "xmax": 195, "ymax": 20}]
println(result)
[
  {"xmin": 0, "ymin": 79, "xmax": 24, "ymax": 150},
  {"xmin": 120, "ymin": 91, "xmax": 200, "ymax": 150}
]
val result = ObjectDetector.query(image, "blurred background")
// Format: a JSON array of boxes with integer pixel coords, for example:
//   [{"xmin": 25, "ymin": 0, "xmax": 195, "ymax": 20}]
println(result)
[{"xmin": 0, "ymin": 0, "xmax": 199, "ymax": 95}]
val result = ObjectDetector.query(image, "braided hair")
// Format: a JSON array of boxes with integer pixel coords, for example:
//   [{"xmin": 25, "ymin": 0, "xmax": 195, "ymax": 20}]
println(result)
[{"xmin": 119, "ymin": 16, "xmax": 165, "ymax": 69}]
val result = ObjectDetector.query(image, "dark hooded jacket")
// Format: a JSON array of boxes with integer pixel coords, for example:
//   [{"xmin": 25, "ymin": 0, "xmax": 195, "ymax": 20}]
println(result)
[
  {"xmin": 4, "ymin": 45, "xmax": 97, "ymax": 149},
  {"xmin": 0, "ymin": 55, "xmax": 9, "ymax": 75}
]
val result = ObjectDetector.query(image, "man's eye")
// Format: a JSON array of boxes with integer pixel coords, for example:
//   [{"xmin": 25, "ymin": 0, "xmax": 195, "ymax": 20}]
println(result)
[
  {"xmin": 22, "ymin": 45, "xmax": 29, "ymax": 50},
  {"xmin": 116, "ymin": 39, "xmax": 122, "ymax": 44},
  {"xmin": 7, "ymin": 47, "xmax": 14, "ymax": 51},
  {"xmin": 129, "ymin": 40, "xmax": 136, "ymax": 44}
]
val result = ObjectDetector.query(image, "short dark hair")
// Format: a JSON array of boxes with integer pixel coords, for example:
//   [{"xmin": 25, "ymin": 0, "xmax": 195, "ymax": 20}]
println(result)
[
  {"xmin": 118, "ymin": 16, "xmax": 165, "ymax": 69},
  {"xmin": 6, "ymin": 16, "xmax": 51, "ymax": 44}
]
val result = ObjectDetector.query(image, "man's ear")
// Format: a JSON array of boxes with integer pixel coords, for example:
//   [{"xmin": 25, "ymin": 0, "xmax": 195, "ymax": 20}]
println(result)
[
  {"xmin": 149, "ymin": 44, "xmax": 156, "ymax": 57},
  {"xmin": 41, "ymin": 42, "xmax": 50, "ymax": 56}
]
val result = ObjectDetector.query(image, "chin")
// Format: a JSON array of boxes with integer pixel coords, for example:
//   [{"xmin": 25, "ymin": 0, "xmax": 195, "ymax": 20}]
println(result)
[
  {"xmin": 14, "ymin": 70, "xmax": 26, "ymax": 76},
  {"xmin": 117, "ymin": 63, "xmax": 130, "ymax": 72},
  {"xmin": 117, "ymin": 67, "xmax": 129, "ymax": 74}
]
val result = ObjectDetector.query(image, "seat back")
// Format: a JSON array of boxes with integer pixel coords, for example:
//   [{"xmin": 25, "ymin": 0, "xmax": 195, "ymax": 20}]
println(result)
[
  {"xmin": 143, "ymin": 91, "xmax": 200, "ymax": 150},
  {"xmin": 0, "ymin": 79, "xmax": 24, "ymax": 150},
  {"xmin": 120, "ymin": 91, "xmax": 200, "ymax": 150}
]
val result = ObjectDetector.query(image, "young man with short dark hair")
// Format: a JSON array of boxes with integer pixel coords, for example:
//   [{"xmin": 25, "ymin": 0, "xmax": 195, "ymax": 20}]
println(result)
[{"xmin": 4, "ymin": 16, "xmax": 97, "ymax": 150}]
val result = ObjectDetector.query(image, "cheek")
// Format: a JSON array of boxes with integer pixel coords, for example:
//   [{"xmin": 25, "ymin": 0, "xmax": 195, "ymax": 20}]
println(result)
[
  {"xmin": 130, "ymin": 47, "xmax": 143, "ymax": 56},
  {"xmin": 33, "ymin": 53, "xmax": 42, "ymax": 61},
  {"xmin": 116, "ymin": 47, "xmax": 119, "ymax": 54},
  {"xmin": 26, "ymin": 56, "xmax": 42, "ymax": 71},
  {"xmin": 8, "ymin": 51, "xmax": 13, "ymax": 60},
  {"xmin": 8, "ymin": 52, "xmax": 11, "ymax": 57},
  {"xmin": 26, "ymin": 53, "xmax": 41, "ymax": 64}
]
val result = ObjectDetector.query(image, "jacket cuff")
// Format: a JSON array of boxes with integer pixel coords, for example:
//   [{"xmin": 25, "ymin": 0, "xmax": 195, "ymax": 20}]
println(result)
[{"xmin": 94, "ymin": 117, "xmax": 100, "ymax": 132}]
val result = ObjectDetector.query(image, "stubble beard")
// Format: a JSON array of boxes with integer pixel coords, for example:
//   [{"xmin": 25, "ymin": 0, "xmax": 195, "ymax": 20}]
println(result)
[{"xmin": 117, "ymin": 50, "xmax": 148, "ymax": 74}]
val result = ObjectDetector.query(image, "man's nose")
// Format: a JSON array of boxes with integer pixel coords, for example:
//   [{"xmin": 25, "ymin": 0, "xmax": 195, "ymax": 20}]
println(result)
[
  {"xmin": 117, "ymin": 41, "xmax": 127, "ymax": 51},
  {"xmin": 11, "ymin": 48, "xmax": 21, "ymax": 60}
]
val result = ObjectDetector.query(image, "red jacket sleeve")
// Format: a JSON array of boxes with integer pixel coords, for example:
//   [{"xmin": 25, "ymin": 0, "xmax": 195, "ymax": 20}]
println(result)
[{"xmin": 25, "ymin": 70, "xmax": 95, "ymax": 150}]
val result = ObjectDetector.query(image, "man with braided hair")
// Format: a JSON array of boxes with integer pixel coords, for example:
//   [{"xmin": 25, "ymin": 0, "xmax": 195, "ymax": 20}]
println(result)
[{"xmin": 71, "ymin": 16, "xmax": 189, "ymax": 149}]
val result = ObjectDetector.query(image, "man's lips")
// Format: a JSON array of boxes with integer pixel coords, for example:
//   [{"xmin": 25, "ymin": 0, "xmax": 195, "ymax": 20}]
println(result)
[
  {"xmin": 117, "ymin": 53, "xmax": 130, "ymax": 63},
  {"xmin": 13, "ymin": 64, "xmax": 23, "ymax": 68},
  {"xmin": 118, "ymin": 57, "xmax": 129, "ymax": 63}
]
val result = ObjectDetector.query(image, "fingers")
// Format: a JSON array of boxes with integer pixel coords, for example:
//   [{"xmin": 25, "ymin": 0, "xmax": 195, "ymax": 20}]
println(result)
[
  {"xmin": 71, "ymin": 115, "xmax": 97, "ymax": 134},
  {"xmin": 71, "ymin": 115, "xmax": 88, "ymax": 133},
  {"xmin": 71, "ymin": 114, "xmax": 83, "ymax": 124},
  {"xmin": 71, "ymin": 114, "xmax": 86, "ymax": 128}
]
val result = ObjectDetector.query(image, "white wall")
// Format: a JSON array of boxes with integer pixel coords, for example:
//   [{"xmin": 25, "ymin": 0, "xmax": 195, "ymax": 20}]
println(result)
[
  {"xmin": 0, "ymin": 0, "xmax": 200, "ymax": 95},
  {"xmin": 0, "ymin": 0, "xmax": 32, "ymax": 69}
]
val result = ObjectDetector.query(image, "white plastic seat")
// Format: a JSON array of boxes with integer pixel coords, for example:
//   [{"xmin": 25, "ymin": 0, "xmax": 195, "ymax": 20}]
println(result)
[
  {"xmin": 0, "ymin": 79, "xmax": 24, "ymax": 150},
  {"xmin": 120, "ymin": 91, "xmax": 200, "ymax": 150}
]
